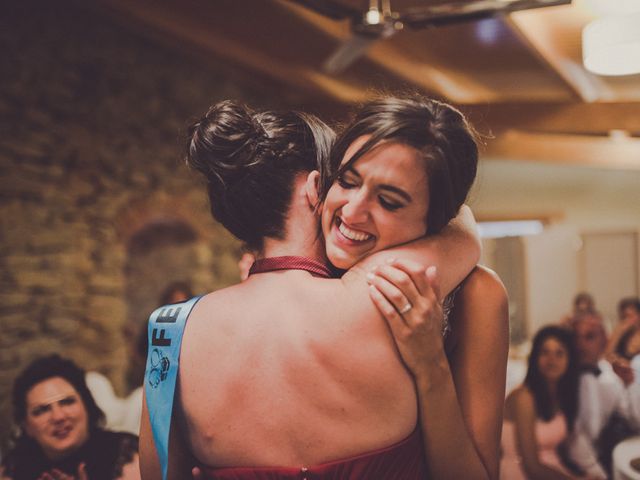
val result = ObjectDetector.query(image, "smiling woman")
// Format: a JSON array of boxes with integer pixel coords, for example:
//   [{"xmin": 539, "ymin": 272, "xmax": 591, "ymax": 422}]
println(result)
[
  {"xmin": 501, "ymin": 326, "xmax": 580, "ymax": 480},
  {"xmin": 316, "ymin": 95, "xmax": 509, "ymax": 479},
  {"xmin": 320, "ymin": 96, "xmax": 479, "ymax": 270},
  {"xmin": 322, "ymin": 139, "xmax": 430, "ymax": 269},
  {"xmin": 1, "ymin": 355, "xmax": 140, "ymax": 480}
]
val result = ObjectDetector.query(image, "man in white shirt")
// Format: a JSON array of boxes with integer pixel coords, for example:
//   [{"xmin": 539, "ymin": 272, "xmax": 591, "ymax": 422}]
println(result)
[{"xmin": 568, "ymin": 312, "xmax": 640, "ymax": 479}]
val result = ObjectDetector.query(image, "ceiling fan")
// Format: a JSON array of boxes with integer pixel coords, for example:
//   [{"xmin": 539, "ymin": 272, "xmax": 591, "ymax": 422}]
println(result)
[{"xmin": 287, "ymin": 0, "xmax": 572, "ymax": 73}]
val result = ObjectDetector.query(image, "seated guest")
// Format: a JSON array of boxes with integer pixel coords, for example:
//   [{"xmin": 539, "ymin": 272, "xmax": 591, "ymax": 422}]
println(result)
[
  {"xmin": 501, "ymin": 325, "xmax": 580, "ymax": 479},
  {"xmin": 560, "ymin": 293, "xmax": 597, "ymax": 326},
  {"xmin": 614, "ymin": 326, "xmax": 640, "ymax": 421},
  {"xmin": 615, "ymin": 325, "xmax": 640, "ymax": 363},
  {"xmin": 0, "ymin": 354, "xmax": 140, "ymax": 480},
  {"xmin": 607, "ymin": 297, "xmax": 640, "ymax": 359},
  {"xmin": 158, "ymin": 281, "xmax": 193, "ymax": 305},
  {"xmin": 568, "ymin": 312, "xmax": 640, "ymax": 479}
]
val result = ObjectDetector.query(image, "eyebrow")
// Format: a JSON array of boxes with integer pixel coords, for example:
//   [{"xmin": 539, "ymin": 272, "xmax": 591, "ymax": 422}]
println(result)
[
  {"xmin": 346, "ymin": 165, "xmax": 413, "ymax": 203},
  {"xmin": 29, "ymin": 395, "xmax": 76, "ymax": 411}
]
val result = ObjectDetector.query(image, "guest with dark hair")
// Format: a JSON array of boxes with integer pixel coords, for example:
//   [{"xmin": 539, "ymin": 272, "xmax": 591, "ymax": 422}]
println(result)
[
  {"xmin": 0, "ymin": 354, "xmax": 140, "ymax": 480},
  {"xmin": 574, "ymin": 293, "xmax": 596, "ymax": 316},
  {"xmin": 618, "ymin": 298, "xmax": 640, "ymax": 327},
  {"xmin": 560, "ymin": 292, "xmax": 597, "ymax": 326},
  {"xmin": 501, "ymin": 325, "xmax": 580, "ymax": 479},
  {"xmin": 616, "ymin": 326, "xmax": 640, "ymax": 361},
  {"xmin": 607, "ymin": 297, "xmax": 640, "ymax": 360}
]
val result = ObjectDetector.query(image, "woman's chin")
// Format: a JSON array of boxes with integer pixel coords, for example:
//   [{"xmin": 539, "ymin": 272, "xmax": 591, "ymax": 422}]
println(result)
[{"xmin": 327, "ymin": 249, "xmax": 359, "ymax": 270}]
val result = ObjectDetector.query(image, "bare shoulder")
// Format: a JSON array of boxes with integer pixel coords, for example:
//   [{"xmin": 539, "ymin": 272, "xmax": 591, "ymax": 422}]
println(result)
[
  {"xmin": 511, "ymin": 385, "xmax": 534, "ymax": 411},
  {"xmin": 183, "ymin": 283, "xmax": 247, "ymax": 330},
  {"xmin": 460, "ymin": 265, "xmax": 508, "ymax": 305},
  {"xmin": 452, "ymin": 265, "xmax": 508, "ymax": 335},
  {"xmin": 504, "ymin": 385, "xmax": 533, "ymax": 421}
]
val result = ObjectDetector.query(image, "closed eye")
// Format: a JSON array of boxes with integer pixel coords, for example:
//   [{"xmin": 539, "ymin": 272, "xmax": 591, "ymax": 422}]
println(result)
[
  {"xmin": 378, "ymin": 196, "xmax": 403, "ymax": 211},
  {"xmin": 337, "ymin": 173, "xmax": 358, "ymax": 189}
]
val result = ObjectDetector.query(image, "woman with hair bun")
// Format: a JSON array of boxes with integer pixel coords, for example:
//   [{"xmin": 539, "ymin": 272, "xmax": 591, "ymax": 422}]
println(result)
[{"xmin": 140, "ymin": 97, "xmax": 506, "ymax": 479}]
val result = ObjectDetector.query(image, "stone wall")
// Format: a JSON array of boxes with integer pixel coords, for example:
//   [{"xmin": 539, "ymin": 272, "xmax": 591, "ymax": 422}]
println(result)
[{"xmin": 0, "ymin": 0, "xmax": 282, "ymax": 447}]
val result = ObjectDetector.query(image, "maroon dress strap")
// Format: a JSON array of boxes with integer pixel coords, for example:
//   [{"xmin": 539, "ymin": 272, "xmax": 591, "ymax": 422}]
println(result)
[{"xmin": 249, "ymin": 256, "xmax": 332, "ymax": 278}]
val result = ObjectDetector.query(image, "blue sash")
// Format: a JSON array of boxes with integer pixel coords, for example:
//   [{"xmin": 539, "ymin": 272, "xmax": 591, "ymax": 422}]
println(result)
[{"xmin": 144, "ymin": 295, "xmax": 202, "ymax": 480}]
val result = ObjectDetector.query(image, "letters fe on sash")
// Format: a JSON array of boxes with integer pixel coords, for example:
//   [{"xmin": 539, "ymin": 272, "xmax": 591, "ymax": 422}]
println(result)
[{"xmin": 144, "ymin": 295, "xmax": 202, "ymax": 480}]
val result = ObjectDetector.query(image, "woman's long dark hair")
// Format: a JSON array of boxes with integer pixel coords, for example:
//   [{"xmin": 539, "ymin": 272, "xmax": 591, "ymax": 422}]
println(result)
[{"xmin": 524, "ymin": 325, "xmax": 579, "ymax": 430}]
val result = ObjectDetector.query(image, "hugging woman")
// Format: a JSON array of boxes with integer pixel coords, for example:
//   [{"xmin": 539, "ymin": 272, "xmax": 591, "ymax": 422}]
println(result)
[{"xmin": 140, "ymin": 95, "xmax": 508, "ymax": 479}]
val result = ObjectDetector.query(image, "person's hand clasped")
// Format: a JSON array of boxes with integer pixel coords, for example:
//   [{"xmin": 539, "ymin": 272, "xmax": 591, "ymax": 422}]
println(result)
[
  {"xmin": 367, "ymin": 258, "xmax": 444, "ymax": 376},
  {"xmin": 37, "ymin": 463, "xmax": 88, "ymax": 480},
  {"xmin": 611, "ymin": 355, "xmax": 635, "ymax": 386}
]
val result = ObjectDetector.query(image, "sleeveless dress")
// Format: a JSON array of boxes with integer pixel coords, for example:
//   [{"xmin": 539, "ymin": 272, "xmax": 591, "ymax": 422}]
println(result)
[
  {"xmin": 196, "ymin": 257, "xmax": 466, "ymax": 480},
  {"xmin": 200, "ymin": 257, "xmax": 429, "ymax": 480},
  {"xmin": 200, "ymin": 427, "xmax": 426, "ymax": 480},
  {"xmin": 500, "ymin": 412, "xmax": 573, "ymax": 479},
  {"xmin": 147, "ymin": 257, "xmax": 436, "ymax": 479}
]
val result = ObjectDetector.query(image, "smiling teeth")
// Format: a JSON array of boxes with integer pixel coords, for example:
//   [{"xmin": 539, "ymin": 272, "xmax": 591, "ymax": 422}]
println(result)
[{"xmin": 338, "ymin": 221, "xmax": 372, "ymax": 242}]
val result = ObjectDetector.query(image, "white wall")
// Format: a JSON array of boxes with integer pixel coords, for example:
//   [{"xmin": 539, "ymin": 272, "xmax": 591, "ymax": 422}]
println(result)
[{"xmin": 472, "ymin": 158, "xmax": 640, "ymax": 341}]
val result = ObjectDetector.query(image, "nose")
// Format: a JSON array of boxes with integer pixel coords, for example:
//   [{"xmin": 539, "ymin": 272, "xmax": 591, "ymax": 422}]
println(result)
[
  {"xmin": 50, "ymin": 403, "xmax": 66, "ymax": 422},
  {"xmin": 340, "ymin": 190, "xmax": 369, "ymax": 225}
]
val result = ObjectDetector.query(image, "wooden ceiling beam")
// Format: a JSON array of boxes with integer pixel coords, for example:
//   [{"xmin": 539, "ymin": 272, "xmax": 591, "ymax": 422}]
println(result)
[
  {"xmin": 94, "ymin": 0, "xmax": 367, "ymax": 105},
  {"xmin": 505, "ymin": 5, "xmax": 614, "ymax": 102},
  {"xmin": 463, "ymin": 102, "xmax": 640, "ymax": 136},
  {"xmin": 484, "ymin": 130, "xmax": 640, "ymax": 170}
]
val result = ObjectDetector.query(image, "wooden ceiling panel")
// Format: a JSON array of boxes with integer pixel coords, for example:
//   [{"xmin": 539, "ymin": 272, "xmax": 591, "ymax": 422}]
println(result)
[
  {"xmin": 387, "ymin": 19, "xmax": 575, "ymax": 102},
  {"xmin": 92, "ymin": 0, "xmax": 640, "ymax": 168}
]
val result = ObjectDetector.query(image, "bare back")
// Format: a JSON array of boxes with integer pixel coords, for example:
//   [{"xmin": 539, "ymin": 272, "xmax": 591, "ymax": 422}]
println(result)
[{"xmin": 178, "ymin": 269, "xmax": 417, "ymax": 468}]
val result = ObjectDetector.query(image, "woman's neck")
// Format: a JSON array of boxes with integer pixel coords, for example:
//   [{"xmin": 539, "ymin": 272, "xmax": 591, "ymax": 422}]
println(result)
[
  {"xmin": 260, "ymin": 236, "xmax": 326, "ymax": 264},
  {"xmin": 258, "ymin": 173, "xmax": 328, "ymax": 265}
]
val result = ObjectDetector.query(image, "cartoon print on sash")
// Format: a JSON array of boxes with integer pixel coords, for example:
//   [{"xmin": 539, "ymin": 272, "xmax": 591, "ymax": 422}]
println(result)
[{"xmin": 144, "ymin": 295, "xmax": 202, "ymax": 480}]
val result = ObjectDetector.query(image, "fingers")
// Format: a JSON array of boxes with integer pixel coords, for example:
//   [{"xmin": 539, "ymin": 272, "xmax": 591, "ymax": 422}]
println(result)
[
  {"xmin": 77, "ymin": 463, "xmax": 88, "ymax": 480},
  {"xmin": 383, "ymin": 258, "xmax": 429, "ymax": 295},
  {"xmin": 368, "ymin": 259, "xmax": 441, "ymax": 308},
  {"xmin": 192, "ymin": 466, "xmax": 204, "ymax": 480},
  {"xmin": 426, "ymin": 265, "xmax": 442, "ymax": 302},
  {"xmin": 47, "ymin": 470, "xmax": 72, "ymax": 480},
  {"xmin": 367, "ymin": 267, "xmax": 417, "ymax": 316},
  {"xmin": 369, "ymin": 284, "xmax": 411, "ymax": 333}
]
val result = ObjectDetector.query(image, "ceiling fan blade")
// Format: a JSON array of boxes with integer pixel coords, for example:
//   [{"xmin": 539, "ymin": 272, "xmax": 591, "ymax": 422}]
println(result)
[
  {"xmin": 323, "ymin": 33, "xmax": 378, "ymax": 74},
  {"xmin": 400, "ymin": 0, "xmax": 571, "ymax": 28},
  {"xmin": 283, "ymin": 0, "xmax": 359, "ymax": 20}
]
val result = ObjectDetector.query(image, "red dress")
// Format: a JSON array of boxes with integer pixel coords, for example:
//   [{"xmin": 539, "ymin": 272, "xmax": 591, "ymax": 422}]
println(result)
[
  {"xmin": 201, "ymin": 258, "xmax": 428, "ymax": 479},
  {"xmin": 199, "ymin": 427, "xmax": 427, "ymax": 480}
]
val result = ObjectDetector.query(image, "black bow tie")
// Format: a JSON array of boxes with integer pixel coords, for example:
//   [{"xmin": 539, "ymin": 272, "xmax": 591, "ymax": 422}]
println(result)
[{"xmin": 580, "ymin": 365, "xmax": 602, "ymax": 377}]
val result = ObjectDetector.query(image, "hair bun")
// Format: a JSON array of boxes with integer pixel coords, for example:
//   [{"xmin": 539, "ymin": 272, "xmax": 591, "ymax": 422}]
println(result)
[{"xmin": 186, "ymin": 100, "xmax": 266, "ymax": 184}]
